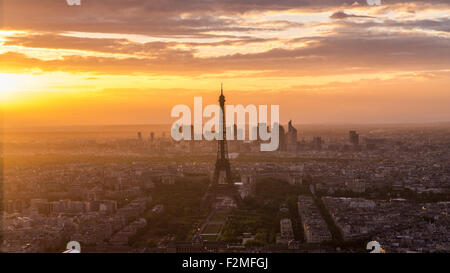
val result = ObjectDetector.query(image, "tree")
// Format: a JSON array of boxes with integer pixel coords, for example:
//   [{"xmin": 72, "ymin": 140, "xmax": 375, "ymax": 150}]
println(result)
[
  {"xmin": 244, "ymin": 240, "xmax": 265, "ymax": 248},
  {"xmin": 146, "ymin": 238, "xmax": 157, "ymax": 248}
]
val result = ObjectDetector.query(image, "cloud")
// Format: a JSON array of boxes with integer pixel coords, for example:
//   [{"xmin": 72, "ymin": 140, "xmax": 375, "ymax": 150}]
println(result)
[
  {"xmin": 3, "ymin": 33, "xmax": 279, "ymax": 57},
  {"xmin": 330, "ymin": 11, "xmax": 375, "ymax": 19},
  {"xmin": 329, "ymin": 17, "xmax": 450, "ymax": 37},
  {"xmin": 1, "ymin": 1, "xmax": 449, "ymax": 78},
  {"xmin": 2, "ymin": 31, "xmax": 449, "ymax": 77},
  {"xmin": 3, "ymin": 34, "xmax": 193, "ymax": 58},
  {"xmin": 4, "ymin": 1, "xmax": 449, "ymax": 35}
]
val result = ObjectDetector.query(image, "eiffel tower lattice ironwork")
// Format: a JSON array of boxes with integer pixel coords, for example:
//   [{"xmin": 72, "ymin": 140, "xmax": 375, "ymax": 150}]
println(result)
[
  {"xmin": 213, "ymin": 84, "xmax": 232, "ymax": 185},
  {"xmin": 202, "ymin": 84, "xmax": 241, "ymax": 208}
]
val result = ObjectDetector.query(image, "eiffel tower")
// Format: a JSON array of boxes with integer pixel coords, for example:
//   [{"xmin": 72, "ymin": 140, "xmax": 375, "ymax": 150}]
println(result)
[{"xmin": 202, "ymin": 85, "xmax": 241, "ymax": 209}]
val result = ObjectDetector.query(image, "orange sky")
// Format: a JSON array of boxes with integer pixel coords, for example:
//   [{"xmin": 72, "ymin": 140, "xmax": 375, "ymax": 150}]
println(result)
[{"xmin": 1, "ymin": 0, "xmax": 450, "ymax": 127}]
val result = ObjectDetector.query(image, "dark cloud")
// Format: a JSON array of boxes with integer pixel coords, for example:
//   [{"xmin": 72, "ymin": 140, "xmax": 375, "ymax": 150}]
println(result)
[
  {"xmin": 333, "ymin": 17, "xmax": 450, "ymax": 33},
  {"xmin": 3, "ymin": 33, "xmax": 277, "ymax": 57},
  {"xmin": 3, "ymin": 0, "xmax": 448, "ymax": 35},
  {"xmin": 330, "ymin": 11, "xmax": 375, "ymax": 19},
  {"xmin": 3, "ymin": 34, "xmax": 191, "ymax": 57},
  {"xmin": 2, "ymin": 32, "xmax": 449, "ymax": 76}
]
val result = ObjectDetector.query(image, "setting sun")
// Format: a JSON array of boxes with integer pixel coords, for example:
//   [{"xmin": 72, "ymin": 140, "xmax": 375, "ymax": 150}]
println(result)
[{"xmin": 0, "ymin": 73, "xmax": 22, "ymax": 101}]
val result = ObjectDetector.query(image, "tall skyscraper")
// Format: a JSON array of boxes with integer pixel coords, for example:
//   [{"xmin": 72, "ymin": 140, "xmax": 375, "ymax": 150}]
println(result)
[
  {"xmin": 286, "ymin": 120, "xmax": 298, "ymax": 152},
  {"xmin": 278, "ymin": 124, "xmax": 286, "ymax": 151},
  {"xmin": 313, "ymin": 136, "xmax": 323, "ymax": 150},
  {"xmin": 349, "ymin": 130, "xmax": 359, "ymax": 145}
]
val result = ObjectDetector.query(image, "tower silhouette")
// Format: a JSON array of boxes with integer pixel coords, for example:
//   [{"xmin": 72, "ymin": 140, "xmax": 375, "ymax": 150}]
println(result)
[
  {"xmin": 213, "ymin": 84, "xmax": 232, "ymax": 185},
  {"xmin": 202, "ymin": 85, "xmax": 241, "ymax": 209}
]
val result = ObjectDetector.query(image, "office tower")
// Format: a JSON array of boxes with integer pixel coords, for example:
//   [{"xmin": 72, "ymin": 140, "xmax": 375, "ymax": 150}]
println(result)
[
  {"xmin": 150, "ymin": 132, "xmax": 154, "ymax": 142},
  {"xmin": 137, "ymin": 132, "xmax": 142, "ymax": 141},
  {"xmin": 278, "ymin": 124, "xmax": 286, "ymax": 151},
  {"xmin": 313, "ymin": 136, "xmax": 323, "ymax": 150},
  {"xmin": 286, "ymin": 120, "xmax": 298, "ymax": 152},
  {"xmin": 257, "ymin": 122, "xmax": 268, "ymax": 141},
  {"xmin": 256, "ymin": 123, "xmax": 260, "ymax": 141},
  {"xmin": 349, "ymin": 130, "xmax": 359, "ymax": 145}
]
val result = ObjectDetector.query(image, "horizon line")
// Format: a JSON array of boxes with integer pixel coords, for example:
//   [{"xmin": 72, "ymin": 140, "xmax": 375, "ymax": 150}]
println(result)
[{"xmin": 3, "ymin": 120, "xmax": 450, "ymax": 130}]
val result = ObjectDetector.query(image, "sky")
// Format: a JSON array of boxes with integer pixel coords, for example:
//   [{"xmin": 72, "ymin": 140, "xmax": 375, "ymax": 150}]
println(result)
[{"xmin": 1, "ymin": 0, "xmax": 449, "ymax": 127}]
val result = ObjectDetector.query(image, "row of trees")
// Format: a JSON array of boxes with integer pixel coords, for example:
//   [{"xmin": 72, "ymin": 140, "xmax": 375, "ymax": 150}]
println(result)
[
  {"xmin": 221, "ymin": 178, "xmax": 309, "ymax": 245},
  {"xmin": 129, "ymin": 177, "xmax": 209, "ymax": 247}
]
